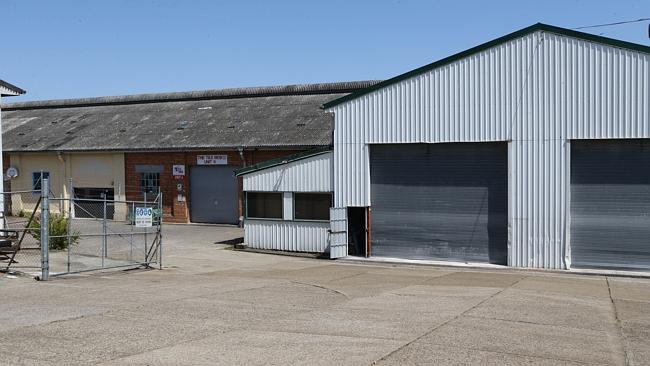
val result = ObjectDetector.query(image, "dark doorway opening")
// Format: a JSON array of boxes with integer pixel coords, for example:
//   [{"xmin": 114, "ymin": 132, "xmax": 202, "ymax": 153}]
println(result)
[
  {"xmin": 74, "ymin": 188, "xmax": 115, "ymax": 219},
  {"xmin": 347, "ymin": 207, "xmax": 367, "ymax": 257}
]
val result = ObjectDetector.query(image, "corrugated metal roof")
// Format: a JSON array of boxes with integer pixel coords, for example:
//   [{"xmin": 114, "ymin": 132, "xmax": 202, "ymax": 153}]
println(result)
[
  {"xmin": 1, "ymin": 81, "xmax": 380, "ymax": 152},
  {"xmin": 323, "ymin": 23, "xmax": 650, "ymax": 109},
  {"xmin": 236, "ymin": 147, "xmax": 331, "ymax": 176},
  {"xmin": 0, "ymin": 80, "xmax": 26, "ymax": 96}
]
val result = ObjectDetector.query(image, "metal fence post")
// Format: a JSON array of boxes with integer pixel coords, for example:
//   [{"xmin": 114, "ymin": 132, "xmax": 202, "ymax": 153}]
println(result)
[
  {"xmin": 130, "ymin": 201, "xmax": 134, "ymax": 261},
  {"xmin": 67, "ymin": 179, "xmax": 73, "ymax": 273},
  {"xmin": 102, "ymin": 193, "xmax": 107, "ymax": 268},
  {"xmin": 158, "ymin": 191, "xmax": 163, "ymax": 270},
  {"xmin": 40, "ymin": 177, "xmax": 50, "ymax": 281},
  {"xmin": 144, "ymin": 192, "xmax": 148, "ymax": 264}
]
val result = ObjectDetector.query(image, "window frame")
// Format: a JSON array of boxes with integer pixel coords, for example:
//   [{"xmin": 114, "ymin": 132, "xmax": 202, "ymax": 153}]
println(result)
[
  {"xmin": 140, "ymin": 172, "xmax": 161, "ymax": 194},
  {"xmin": 245, "ymin": 191, "xmax": 284, "ymax": 220},
  {"xmin": 32, "ymin": 171, "xmax": 50, "ymax": 191},
  {"xmin": 292, "ymin": 192, "xmax": 332, "ymax": 222}
]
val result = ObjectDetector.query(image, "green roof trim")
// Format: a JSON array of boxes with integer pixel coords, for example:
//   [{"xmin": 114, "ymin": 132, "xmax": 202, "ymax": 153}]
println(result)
[
  {"xmin": 235, "ymin": 147, "xmax": 332, "ymax": 176},
  {"xmin": 323, "ymin": 23, "xmax": 650, "ymax": 109}
]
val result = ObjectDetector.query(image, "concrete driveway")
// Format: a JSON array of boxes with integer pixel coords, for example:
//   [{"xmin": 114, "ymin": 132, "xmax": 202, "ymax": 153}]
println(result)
[{"xmin": 1, "ymin": 224, "xmax": 649, "ymax": 365}]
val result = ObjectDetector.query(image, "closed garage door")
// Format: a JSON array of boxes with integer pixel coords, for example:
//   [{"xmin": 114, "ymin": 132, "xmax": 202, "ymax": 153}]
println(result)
[
  {"xmin": 370, "ymin": 143, "xmax": 508, "ymax": 264},
  {"xmin": 190, "ymin": 166, "xmax": 239, "ymax": 224},
  {"xmin": 571, "ymin": 140, "xmax": 650, "ymax": 271}
]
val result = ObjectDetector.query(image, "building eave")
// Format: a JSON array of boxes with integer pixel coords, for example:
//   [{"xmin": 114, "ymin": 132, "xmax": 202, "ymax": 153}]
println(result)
[{"xmin": 322, "ymin": 23, "xmax": 650, "ymax": 109}]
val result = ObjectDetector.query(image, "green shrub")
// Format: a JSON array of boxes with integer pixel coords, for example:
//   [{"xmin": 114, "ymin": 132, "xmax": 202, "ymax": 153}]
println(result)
[{"xmin": 27, "ymin": 214, "xmax": 80, "ymax": 250}]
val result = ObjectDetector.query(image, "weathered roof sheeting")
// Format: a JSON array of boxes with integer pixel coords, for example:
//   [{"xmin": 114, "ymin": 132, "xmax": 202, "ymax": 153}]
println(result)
[{"xmin": 1, "ymin": 81, "xmax": 379, "ymax": 152}]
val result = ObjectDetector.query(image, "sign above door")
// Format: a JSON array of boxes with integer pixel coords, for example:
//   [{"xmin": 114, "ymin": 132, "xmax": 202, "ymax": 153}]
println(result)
[{"xmin": 197, "ymin": 155, "xmax": 228, "ymax": 165}]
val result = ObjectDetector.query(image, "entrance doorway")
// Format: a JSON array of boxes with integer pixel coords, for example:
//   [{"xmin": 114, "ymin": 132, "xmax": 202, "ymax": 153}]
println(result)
[
  {"xmin": 73, "ymin": 188, "xmax": 115, "ymax": 219},
  {"xmin": 347, "ymin": 207, "xmax": 367, "ymax": 257}
]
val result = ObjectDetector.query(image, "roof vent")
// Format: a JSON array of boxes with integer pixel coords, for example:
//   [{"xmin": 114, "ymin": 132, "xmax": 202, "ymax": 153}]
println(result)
[{"xmin": 177, "ymin": 121, "xmax": 189, "ymax": 130}]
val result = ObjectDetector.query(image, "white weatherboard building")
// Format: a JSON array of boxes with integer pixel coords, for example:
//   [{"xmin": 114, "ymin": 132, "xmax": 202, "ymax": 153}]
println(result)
[
  {"xmin": 324, "ymin": 23, "xmax": 650, "ymax": 272},
  {"xmin": 237, "ymin": 149, "xmax": 333, "ymax": 253}
]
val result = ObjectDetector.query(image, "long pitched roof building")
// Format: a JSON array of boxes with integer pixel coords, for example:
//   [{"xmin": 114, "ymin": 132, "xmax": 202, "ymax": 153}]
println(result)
[
  {"xmin": 1, "ymin": 81, "xmax": 379, "ymax": 225},
  {"xmin": 1, "ymin": 81, "xmax": 379, "ymax": 152}
]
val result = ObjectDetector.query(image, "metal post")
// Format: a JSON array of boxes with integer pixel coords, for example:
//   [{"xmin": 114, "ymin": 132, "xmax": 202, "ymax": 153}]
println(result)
[
  {"xmin": 158, "ymin": 191, "xmax": 163, "ymax": 270},
  {"xmin": 143, "ymin": 192, "xmax": 147, "ymax": 264},
  {"xmin": 130, "ymin": 201, "xmax": 134, "ymax": 261},
  {"xmin": 67, "ymin": 178, "xmax": 73, "ymax": 273},
  {"xmin": 102, "ymin": 192, "xmax": 107, "ymax": 268},
  {"xmin": 40, "ymin": 177, "xmax": 50, "ymax": 281}
]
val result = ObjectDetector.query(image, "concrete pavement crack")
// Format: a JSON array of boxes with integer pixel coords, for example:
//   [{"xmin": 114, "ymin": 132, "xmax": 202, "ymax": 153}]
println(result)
[
  {"xmin": 606, "ymin": 276, "xmax": 631, "ymax": 366},
  {"xmin": 370, "ymin": 276, "xmax": 529, "ymax": 365},
  {"xmin": 289, "ymin": 280, "xmax": 351, "ymax": 300}
]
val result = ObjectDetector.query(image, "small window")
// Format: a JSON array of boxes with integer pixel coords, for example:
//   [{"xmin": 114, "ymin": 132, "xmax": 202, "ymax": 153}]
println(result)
[
  {"xmin": 32, "ymin": 171, "xmax": 50, "ymax": 191},
  {"xmin": 246, "ymin": 192, "xmax": 283, "ymax": 219},
  {"xmin": 294, "ymin": 193, "xmax": 332, "ymax": 221},
  {"xmin": 140, "ymin": 172, "xmax": 160, "ymax": 194}
]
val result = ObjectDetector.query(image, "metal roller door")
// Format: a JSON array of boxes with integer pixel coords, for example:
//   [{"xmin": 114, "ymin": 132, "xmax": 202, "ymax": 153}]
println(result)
[
  {"xmin": 370, "ymin": 143, "xmax": 508, "ymax": 264},
  {"xmin": 190, "ymin": 166, "xmax": 239, "ymax": 224},
  {"xmin": 570, "ymin": 140, "xmax": 650, "ymax": 271}
]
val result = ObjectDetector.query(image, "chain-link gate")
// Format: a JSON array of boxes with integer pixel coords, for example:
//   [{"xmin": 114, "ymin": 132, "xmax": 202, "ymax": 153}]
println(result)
[
  {"xmin": 1, "ymin": 178, "xmax": 163, "ymax": 280},
  {"xmin": 0, "ymin": 189, "xmax": 43, "ymax": 275}
]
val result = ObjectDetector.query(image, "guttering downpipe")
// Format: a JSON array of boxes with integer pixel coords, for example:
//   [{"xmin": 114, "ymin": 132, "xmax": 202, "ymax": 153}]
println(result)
[{"xmin": 238, "ymin": 146, "xmax": 246, "ymax": 167}]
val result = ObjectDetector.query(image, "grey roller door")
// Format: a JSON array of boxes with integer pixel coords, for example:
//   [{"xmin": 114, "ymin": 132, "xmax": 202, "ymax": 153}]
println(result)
[
  {"xmin": 370, "ymin": 143, "xmax": 508, "ymax": 264},
  {"xmin": 571, "ymin": 140, "xmax": 650, "ymax": 271},
  {"xmin": 190, "ymin": 166, "xmax": 239, "ymax": 224}
]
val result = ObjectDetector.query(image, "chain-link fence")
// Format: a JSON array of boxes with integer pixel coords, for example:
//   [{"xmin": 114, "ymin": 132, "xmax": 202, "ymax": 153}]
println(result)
[
  {"xmin": 1, "ymin": 178, "xmax": 162, "ymax": 280},
  {"xmin": 0, "ymin": 188, "xmax": 43, "ymax": 274}
]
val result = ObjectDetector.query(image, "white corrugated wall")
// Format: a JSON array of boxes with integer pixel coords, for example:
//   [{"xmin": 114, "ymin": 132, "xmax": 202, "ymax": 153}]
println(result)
[
  {"xmin": 244, "ymin": 152, "xmax": 332, "ymax": 192},
  {"xmin": 242, "ymin": 151, "xmax": 333, "ymax": 253},
  {"xmin": 329, "ymin": 30, "xmax": 650, "ymax": 269},
  {"xmin": 244, "ymin": 219, "xmax": 330, "ymax": 252}
]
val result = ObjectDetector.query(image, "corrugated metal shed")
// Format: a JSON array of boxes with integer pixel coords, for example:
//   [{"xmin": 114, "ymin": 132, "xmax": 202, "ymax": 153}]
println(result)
[
  {"xmin": 1, "ymin": 81, "xmax": 379, "ymax": 152},
  {"xmin": 326, "ymin": 24, "xmax": 650, "ymax": 269},
  {"xmin": 240, "ymin": 150, "xmax": 332, "ymax": 192},
  {"xmin": 239, "ymin": 150, "xmax": 333, "ymax": 253},
  {"xmin": 244, "ymin": 220, "xmax": 330, "ymax": 253}
]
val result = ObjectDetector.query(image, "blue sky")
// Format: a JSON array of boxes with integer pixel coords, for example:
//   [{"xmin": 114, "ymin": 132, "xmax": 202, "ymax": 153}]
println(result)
[{"xmin": 2, "ymin": 0, "xmax": 649, "ymax": 101}]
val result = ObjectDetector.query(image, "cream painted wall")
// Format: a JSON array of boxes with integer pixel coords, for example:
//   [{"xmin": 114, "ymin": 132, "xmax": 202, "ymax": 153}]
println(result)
[{"xmin": 7, "ymin": 152, "xmax": 126, "ymax": 220}]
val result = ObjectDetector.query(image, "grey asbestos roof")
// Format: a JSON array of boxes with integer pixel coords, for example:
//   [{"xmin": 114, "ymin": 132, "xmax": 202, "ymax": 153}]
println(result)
[{"xmin": 1, "ymin": 81, "xmax": 379, "ymax": 152}]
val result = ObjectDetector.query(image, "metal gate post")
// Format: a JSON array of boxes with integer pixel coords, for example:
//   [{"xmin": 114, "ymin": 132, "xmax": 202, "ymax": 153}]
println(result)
[
  {"xmin": 143, "ymin": 192, "xmax": 147, "ymax": 264},
  {"xmin": 102, "ymin": 193, "xmax": 107, "ymax": 268},
  {"xmin": 67, "ymin": 179, "xmax": 73, "ymax": 273},
  {"xmin": 130, "ymin": 201, "xmax": 134, "ymax": 261},
  {"xmin": 158, "ymin": 191, "xmax": 163, "ymax": 270},
  {"xmin": 40, "ymin": 178, "xmax": 50, "ymax": 281}
]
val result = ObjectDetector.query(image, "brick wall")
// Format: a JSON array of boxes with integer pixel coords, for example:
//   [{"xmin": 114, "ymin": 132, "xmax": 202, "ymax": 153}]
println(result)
[{"xmin": 125, "ymin": 150, "xmax": 301, "ymax": 223}]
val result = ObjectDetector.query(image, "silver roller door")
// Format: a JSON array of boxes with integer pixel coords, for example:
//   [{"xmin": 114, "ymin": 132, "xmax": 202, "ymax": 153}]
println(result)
[
  {"xmin": 571, "ymin": 140, "xmax": 650, "ymax": 271},
  {"xmin": 369, "ymin": 143, "xmax": 508, "ymax": 264}
]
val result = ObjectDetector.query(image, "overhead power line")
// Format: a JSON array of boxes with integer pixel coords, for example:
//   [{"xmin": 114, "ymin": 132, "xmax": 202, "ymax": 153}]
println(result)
[{"xmin": 573, "ymin": 18, "xmax": 650, "ymax": 30}]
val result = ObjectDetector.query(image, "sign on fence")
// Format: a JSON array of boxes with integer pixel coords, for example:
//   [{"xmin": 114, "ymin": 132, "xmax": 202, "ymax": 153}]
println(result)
[{"xmin": 135, "ymin": 207, "xmax": 153, "ymax": 227}]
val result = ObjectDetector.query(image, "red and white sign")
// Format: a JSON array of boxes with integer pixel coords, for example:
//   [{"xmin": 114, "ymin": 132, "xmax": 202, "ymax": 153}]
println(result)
[{"xmin": 197, "ymin": 155, "xmax": 228, "ymax": 165}]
